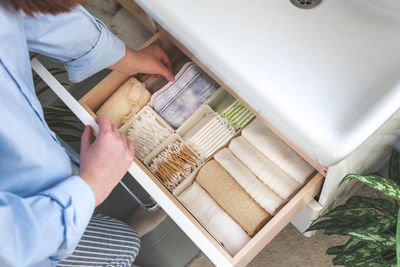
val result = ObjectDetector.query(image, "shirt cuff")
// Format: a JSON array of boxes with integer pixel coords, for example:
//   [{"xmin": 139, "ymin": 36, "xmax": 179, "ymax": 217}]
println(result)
[
  {"xmin": 64, "ymin": 18, "xmax": 126, "ymax": 83},
  {"xmin": 41, "ymin": 175, "xmax": 95, "ymax": 256}
]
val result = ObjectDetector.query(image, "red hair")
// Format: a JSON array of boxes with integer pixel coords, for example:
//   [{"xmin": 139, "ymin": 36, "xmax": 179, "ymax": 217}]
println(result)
[{"xmin": 7, "ymin": 0, "xmax": 86, "ymax": 16}]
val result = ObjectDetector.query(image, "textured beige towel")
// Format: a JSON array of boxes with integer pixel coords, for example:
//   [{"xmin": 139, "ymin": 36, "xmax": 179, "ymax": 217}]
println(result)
[
  {"xmin": 96, "ymin": 78, "xmax": 150, "ymax": 128},
  {"xmin": 242, "ymin": 119, "xmax": 314, "ymax": 184},
  {"xmin": 178, "ymin": 182, "xmax": 251, "ymax": 255},
  {"xmin": 196, "ymin": 160, "xmax": 270, "ymax": 237},
  {"xmin": 214, "ymin": 148, "xmax": 284, "ymax": 215},
  {"xmin": 229, "ymin": 137, "xmax": 301, "ymax": 200}
]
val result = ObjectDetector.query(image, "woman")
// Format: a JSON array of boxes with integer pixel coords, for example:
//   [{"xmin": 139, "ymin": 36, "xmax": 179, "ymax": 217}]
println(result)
[{"xmin": 0, "ymin": 0, "xmax": 174, "ymax": 266}]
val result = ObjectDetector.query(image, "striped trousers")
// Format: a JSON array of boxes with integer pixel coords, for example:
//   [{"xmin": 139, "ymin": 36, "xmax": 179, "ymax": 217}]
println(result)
[{"xmin": 57, "ymin": 213, "xmax": 141, "ymax": 267}]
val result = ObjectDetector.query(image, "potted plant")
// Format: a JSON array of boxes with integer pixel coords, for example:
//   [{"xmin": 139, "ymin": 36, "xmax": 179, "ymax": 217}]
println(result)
[{"xmin": 306, "ymin": 150, "xmax": 400, "ymax": 266}]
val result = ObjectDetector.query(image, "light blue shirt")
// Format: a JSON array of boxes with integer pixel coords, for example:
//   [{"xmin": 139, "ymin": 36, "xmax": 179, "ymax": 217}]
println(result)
[{"xmin": 0, "ymin": 5, "xmax": 125, "ymax": 267}]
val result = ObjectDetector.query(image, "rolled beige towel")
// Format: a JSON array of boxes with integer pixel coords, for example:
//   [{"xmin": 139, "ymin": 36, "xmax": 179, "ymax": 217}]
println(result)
[
  {"xmin": 214, "ymin": 148, "xmax": 284, "ymax": 215},
  {"xmin": 96, "ymin": 78, "xmax": 150, "ymax": 128},
  {"xmin": 241, "ymin": 119, "xmax": 314, "ymax": 184},
  {"xmin": 229, "ymin": 136, "xmax": 301, "ymax": 200},
  {"xmin": 196, "ymin": 160, "xmax": 270, "ymax": 237},
  {"xmin": 178, "ymin": 182, "xmax": 250, "ymax": 255}
]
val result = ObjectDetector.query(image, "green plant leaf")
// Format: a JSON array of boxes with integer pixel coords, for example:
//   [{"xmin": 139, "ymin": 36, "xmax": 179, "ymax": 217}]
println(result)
[
  {"xmin": 326, "ymin": 245, "xmax": 345, "ymax": 255},
  {"xmin": 343, "ymin": 237, "xmax": 365, "ymax": 252},
  {"xmin": 332, "ymin": 196, "xmax": 398, "ymax": 215},
  {"xmin": 347, "ymin": 230, "xmax": 396, "ymax": 248},
  {"xmin": 396, "ymin": 208, "xmax": 400, "ymax": 267},
  {"xmin": 364, "ymin": 216, "xmax": 397, "ymax": 233},
  {"xmin": 323, "ymin": 209, "xmax": 379, "ymax": 219},
  {"xmin": 332, "ymin": 243, "xmax": 386, "ymax": 265},
  {"xmin": 389, "ymin": 149, "xmax": 400, "ymax": 185},
  {"xmin": 341, "ymin": 174, "xmax": 400, "ymax": 200},
  {"xmin": 307, "ymin": 217, "xmax": 373, "ymax": 235}
]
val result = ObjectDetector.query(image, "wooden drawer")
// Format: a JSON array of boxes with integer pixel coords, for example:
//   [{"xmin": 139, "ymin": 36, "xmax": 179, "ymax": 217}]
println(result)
[{"xmin": 79, "ymin": 32, "xmax": 325, "ymax": 267}]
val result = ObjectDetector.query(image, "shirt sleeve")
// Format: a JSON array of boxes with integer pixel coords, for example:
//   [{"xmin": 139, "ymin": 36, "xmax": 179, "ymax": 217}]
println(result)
[
  {"xmin": 23, "ymin": 6, "xmax": 126, "ymax": 83},
  {"xmin": 0, "ymin": 176, "xmax": 95, "ymax": 266}
]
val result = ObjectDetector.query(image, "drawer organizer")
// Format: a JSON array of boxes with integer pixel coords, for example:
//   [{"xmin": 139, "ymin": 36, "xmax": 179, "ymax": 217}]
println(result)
[{"xmin": 46, "ymin": 32, "xmax": 325, "ymax": 266}]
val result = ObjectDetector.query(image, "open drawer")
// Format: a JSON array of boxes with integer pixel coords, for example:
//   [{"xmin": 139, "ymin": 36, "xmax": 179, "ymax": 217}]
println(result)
[{"xmin": 34, "ymin": 32, "xmax": 325, "ymax": 266}]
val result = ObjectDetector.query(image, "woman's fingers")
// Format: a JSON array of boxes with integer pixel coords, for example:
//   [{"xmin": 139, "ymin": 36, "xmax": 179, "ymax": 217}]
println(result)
[
  {"xmin": 120, "ymin": 132, "xmax": 135, "ymax": 160},
  {"xmin": 155, "ymin": 60, "xmax": 174, "ymax": 82},
  {"xmin": 80, "ymin": 125, "xmax": 93, "ymax": 154},
  {"xmin": 155, "ymin": 45, "xmax": 173, "ymax": 71},
  {"xmin": 96, "ymin": 117, "xmax": 112, "ymax": 134},
  {"xmin": 111, "ymin": 123, "xmax": 118, "ymax": 133}
]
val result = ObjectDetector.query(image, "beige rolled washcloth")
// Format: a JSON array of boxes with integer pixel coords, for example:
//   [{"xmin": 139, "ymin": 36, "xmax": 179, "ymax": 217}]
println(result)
[
  {"xmin": 214, "ymin": 148, "xmax": 284, "ymax": 215},
  {"xmin": 196, "ymin": 160, "xmax": 270, "ymax": 237},
  {"xmin": 96, "ymin": 78, "xmax": 151, "ymax": 128},
  {"xmin": 229, "ymin": 136, "xmax": 301, "ymax": 200},
  {"xmin": 241, "ymin": 119, "xmax": 314, "ymax": 184},
  {"xmin": 178, "ymin": 182, "xmax": 250, "ymax": 255}
]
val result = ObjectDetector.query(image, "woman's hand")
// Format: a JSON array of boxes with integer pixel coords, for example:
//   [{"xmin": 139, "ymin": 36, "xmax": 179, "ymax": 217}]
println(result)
[
  {"xmin": 79, "ymin": 117, "xmax": 134, "ymax": 206},
  {"xmin": 109, "ymin": 45, "xmax": 174, "ymax": 82}
]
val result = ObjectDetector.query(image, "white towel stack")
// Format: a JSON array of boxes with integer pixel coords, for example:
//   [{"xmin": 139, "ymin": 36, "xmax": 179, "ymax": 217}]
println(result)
[
  {"xmin": 214, "ymin": 148, "xmax": 284, "ymax": 215},
  {"xmin": 241, "ymin": 119, "xmax": 314, "ymax": 184},
  {"xmin": 229, "ymin": 136, "xmax": 301, "ymax": 200},
  {"xmin": 178, "ymin": 182, "xmax": 251, "ymax": 255}
]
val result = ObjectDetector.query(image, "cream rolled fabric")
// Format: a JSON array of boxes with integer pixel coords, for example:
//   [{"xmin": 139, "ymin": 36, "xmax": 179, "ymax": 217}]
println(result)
[
  {"xmin": 241, "ymin": 119, "xmax": 314, "ymax": 184},
  {"xmin": 96, "ymin": 78, "xmax": 151, "ymax": 128},
  {"xmin": 178, "ymin": 182, "xmax": 250, "ymax": 255},
  {"xmin": 214, "ymin": 148, "xmax": 284, "ymax": 215},
  {"xmin": 229, "ymin": 137, "xmax": 301, "ymax": 200},
  {"xmin": 196, "ymin": 160, "xmax": 270, "ymax": 237}
]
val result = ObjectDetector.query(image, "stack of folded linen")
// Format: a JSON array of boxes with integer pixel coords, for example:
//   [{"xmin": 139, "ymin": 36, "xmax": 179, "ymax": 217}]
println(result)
[
  {"xmin": 127, "ymin": 107, "xmax": 172, "ymax": 160},
  {"xmin": 220, "ymin": 100, "xmax": 254, "ymax": 129},
  {"xmin": 241, "ymin": 119, "xmax": 314, "ymax": 184},
  {"xmin": 150, "ymin": 141, "xmax": 201, "ymax": 191},
  {"xmin": 182, "ymin": 113, "xmax": 235, "ymax": 159},
  {"xmin": 214, "ymin": 148, "xmax": 284, "ymax": 215},
  {"xmin": 229, "ymin": 136, "xmax": 301, "ymax": 200},
  {"xmin": 150, "ymin": 62, "xmax": 219, "ymax": 129},
  {"xmin": 96, "ymin": 77, "xmax": 151, "ymax": 128},
  {"xmin": 178, "ymin": 182, "xmax": 251, "ymax": 255},
  {"xmin": 196, "ymin": 160, "xmax": 270, "ymax": 237}
]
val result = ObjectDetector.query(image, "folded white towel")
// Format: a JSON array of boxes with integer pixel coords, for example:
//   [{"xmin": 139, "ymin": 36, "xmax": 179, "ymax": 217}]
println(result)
[
  {"xmin": 242, "ymin": 119, "xmax": 314, "ymax": 184},
  {"xmin": 178, "ymin": 182, "xmax": 250, "ymax": 255},
  {"xmin": 229, "ymin": 136, "xmax": 301, "ymax": 200},
  {"xmin": 214, "ymin": 148, "xmax": 284, "ymax": 215}
]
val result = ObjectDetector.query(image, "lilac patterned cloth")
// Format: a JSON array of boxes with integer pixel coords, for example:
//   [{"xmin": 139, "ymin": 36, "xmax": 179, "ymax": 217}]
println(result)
[{"xmin": 150, "ymin": 62, "xmax": 219, "ymax": 129}]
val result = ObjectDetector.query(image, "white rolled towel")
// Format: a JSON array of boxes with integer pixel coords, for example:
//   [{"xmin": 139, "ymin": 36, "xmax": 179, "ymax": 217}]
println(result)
[
  {"xmin": 241, "ymin": 119, "xmax": 314, "ymax": 184},
  {"xmin": 178, "ymin": 182, "xmax": 250, "ymax": 255},
  {"xmin": 214, "ymin": 148, "xmax": 284, "ymax": 215},
  {"xmin": 229, "ymin": 136, "xmax": 301, "ymax": 200}
]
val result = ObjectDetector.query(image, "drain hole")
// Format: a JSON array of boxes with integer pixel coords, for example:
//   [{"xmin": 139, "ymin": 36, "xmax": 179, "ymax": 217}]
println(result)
[{"xmin": 290, "ymin": 0, "xmax": 321, "ymax": 9}]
